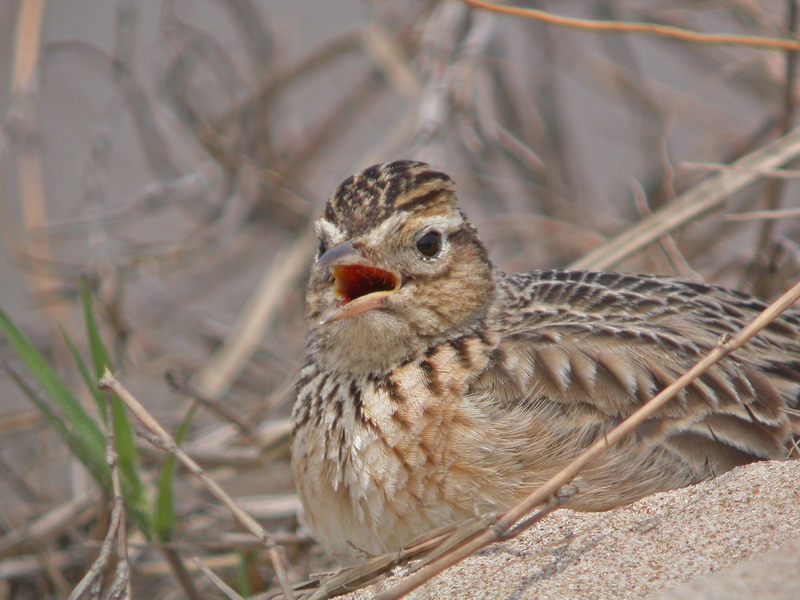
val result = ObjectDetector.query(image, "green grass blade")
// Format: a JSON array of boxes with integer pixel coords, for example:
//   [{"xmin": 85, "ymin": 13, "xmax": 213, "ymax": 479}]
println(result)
[
  {"xmin": 66, "ymin": 325, "xmax": 152, "ymax": 536},
  {"xmin": 61, "ymin": 326, "xmax": 106, "ymax": 420},
  {"xmin": 153, "ymin": 402, "xmax": 197, "ymax": 541},
  {"xmin": 80, "ymin": 281, "xmax": 114, "ymax": 382},
  {"xmin": 0, "ymin": 308, "xmax": 107, "ymax": 461},
  {"xmin": 153, "ymin": 452, "xmax": 178, "ymax": 542},
  {"xmin": 80, "ymin": 283, "xmax": 152, "ymax": 538},
  {"xmin": 235, "ymin": 550, "xmax": 255, "ymax": 597},
  {"xmin": 109, "ymin": 386, "xmax": 152, "ymax": 539},
  {"xmin": 3, "ymin": 359, "xmax": 111, "ymax": 491}
]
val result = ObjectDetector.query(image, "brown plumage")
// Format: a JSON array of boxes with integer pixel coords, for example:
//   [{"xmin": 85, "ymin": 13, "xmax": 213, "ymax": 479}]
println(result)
[{"xmin": 291, "ymin": 160, "xmax": 800, "ymax": 566}]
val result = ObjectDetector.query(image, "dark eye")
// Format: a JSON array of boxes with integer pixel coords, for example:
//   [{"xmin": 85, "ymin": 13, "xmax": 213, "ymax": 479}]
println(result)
[
  {"xmin": 416, "ymin": 230, "xmax": 442, "ymax": 259},
  {"xmin": 317, "ymin": 238, "xmax": 327, "ymax": 258}
]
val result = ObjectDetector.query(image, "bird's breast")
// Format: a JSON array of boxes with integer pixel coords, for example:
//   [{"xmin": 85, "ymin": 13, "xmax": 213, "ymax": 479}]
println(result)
[{"xmin": 291, "ymin": 332, "xmax": 508, "ymax": 563}]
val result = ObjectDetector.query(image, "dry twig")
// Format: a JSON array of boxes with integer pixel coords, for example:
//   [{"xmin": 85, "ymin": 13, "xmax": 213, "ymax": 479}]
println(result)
[
  {"xmin": 193, "ymin": 557, "xmax": 246, "ymax": 600},
  {"xmin": 463, "ymin": 0, "xmax": 800, "ymax": 51},
  {"xmin": 67, "ymin": 407, "xmax": 130, "ymax": 600},
  {"xmin": 570, "ymin": 127, "xmax": 800, "ymax": 270},
  {"xmin": 98, "ymin": 370, "xmax": 295, "ymax": 599}
]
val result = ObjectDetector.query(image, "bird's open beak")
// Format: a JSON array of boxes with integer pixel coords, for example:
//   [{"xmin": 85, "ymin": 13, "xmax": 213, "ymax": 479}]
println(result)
[{"xmin": 317, "ymin": 241, "xmax": 401, "ymax": 325}]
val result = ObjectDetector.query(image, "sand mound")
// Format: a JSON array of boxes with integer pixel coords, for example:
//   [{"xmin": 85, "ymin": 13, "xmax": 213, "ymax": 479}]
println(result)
[{"xmin": 344, "ymin": 460, "xmax": 800, "ymax": 599}]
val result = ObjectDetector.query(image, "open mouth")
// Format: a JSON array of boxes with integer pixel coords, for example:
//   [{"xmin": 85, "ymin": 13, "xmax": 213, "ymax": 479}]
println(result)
[
  {"xmin": 319, "ymin": 264, "xmax": 400, "ymax": 325},
  {"xmin": 332, "ymin": 265, "xmax": 399, "ymax": 303}
]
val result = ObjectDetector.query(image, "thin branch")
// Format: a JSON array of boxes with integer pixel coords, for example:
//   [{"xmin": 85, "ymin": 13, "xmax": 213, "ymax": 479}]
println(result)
[
  {"xmin": 8, "ymin": 0, "xmax": 74, "ymax": 341},
  {"xmin": 98, "ymin": 370, "xmax": 295, "ymax": 599},
  {"xmin": 193, "ymin": 557, "xmax": 246, "ymax": 600},
  {"xmin": 462, "ymin": 0, "xmax": 800, "ymax": 51},
  {"xmin": 725, "ymin": 207, "xmax": 800, "ymax": 220},
  {"xmin": 108, "ymin": 423, "xmax": 132, "ymax": 600},
  {"xmin": 746, "ymin": 0, "xmax": 799, "ymax": 293},
  {"xmin": 166, "ymin": 371, "xmax": 261, "ymax": 444},
  {"xmin": 67, "ymin": 405, "xmax": 130, "ymax": 600},
  {"xmin": 683, "ymin": 162, "xmax": 800, "ymax": 179},
  {"xmin": 570, "ymin": 127, "xmax": 800, "ymax": 270},
  {"xmin": 0, "ymin": 491, "xmax": 97, "ymax": 556},
  {"xmin": 190, "ymin": 225, "xmax": 315, "ymax": 400}
]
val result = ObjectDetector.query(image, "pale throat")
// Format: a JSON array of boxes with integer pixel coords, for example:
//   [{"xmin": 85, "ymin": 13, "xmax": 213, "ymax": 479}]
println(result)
[{"xmin": 310, "ymin": 312, "xmax": 437, "ymax": 375}]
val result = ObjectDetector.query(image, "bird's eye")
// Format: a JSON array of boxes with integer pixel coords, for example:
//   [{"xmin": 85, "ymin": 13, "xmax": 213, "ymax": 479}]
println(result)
[
  {"xmin": 317, "ymin": 238, "xmax": 327, "ymax": 258},
  {"xmin": 416, "ymin": 230, "xmax": 443, "ymax": 259}
]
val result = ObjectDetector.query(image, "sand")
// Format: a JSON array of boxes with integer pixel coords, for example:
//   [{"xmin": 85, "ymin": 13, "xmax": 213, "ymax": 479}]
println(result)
[{"xmin": 343, "ymin": 460, "xmax": 800, "ymax": 599}]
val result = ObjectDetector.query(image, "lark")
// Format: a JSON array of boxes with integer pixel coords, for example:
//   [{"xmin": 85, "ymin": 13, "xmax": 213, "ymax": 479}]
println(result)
[{"xmin": 291, "ymin": 160, "xmax": 800, "ymax": 566}]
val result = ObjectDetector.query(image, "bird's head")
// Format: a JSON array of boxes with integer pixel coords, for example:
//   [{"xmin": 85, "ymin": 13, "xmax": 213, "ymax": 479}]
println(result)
[{"xmin": 305, "ymin": 160, "xmax": 495, "ymax": 373}]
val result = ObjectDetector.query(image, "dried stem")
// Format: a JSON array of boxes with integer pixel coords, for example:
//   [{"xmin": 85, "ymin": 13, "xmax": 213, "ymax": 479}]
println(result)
[
  {"xmin": 191, "ymin": 225, "xmax": 315, "ymax": 400},
  {"xmin": 67, "ymin": 405, "xmax": 130, "ymax": 600},
  {"xmin": 98, "ymin": 370, "xmax": 295, "ymax": 599},
  {"xmin": 193, "ymin": 557, "xmax": 246, "ymax": 600},
  {"xmin": 9, "ymin": 0, "xmax": 74, "ymax": 340},
  {"xmin": 570, "ymin": 127, "xmax": 800, "ymax": 270},
  {"xmin": 463, "ymin": 0, "xmax": 800, "ymax": 51}
]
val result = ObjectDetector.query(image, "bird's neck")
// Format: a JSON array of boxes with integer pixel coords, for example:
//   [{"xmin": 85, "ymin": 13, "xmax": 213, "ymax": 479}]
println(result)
[{"xmin": 308, "ymin": 306, "xmax": 494, "ymax": 377}]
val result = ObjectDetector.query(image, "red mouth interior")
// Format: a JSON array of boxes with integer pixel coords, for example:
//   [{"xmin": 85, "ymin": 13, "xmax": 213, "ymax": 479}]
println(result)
[{"xmin": 332, "ymin": 265, "xmax": 398, "ymax": 303}]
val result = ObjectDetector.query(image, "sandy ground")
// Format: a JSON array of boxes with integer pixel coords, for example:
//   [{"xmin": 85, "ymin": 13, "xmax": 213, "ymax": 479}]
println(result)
[{"xmin": 343, "ymin": 460, "xmax": 800, "ymax": 599}]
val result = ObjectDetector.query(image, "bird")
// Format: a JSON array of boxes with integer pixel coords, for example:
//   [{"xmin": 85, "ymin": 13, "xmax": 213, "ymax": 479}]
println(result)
[{"xmin": 290, "ymin": 160, "xmax": 800, "ymax": 567}]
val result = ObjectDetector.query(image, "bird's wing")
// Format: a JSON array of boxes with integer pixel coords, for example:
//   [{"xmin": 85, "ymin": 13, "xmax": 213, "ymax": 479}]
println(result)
[{"xmin": 471, "ymin": 270, "xmax": 800, "ymax": 469}]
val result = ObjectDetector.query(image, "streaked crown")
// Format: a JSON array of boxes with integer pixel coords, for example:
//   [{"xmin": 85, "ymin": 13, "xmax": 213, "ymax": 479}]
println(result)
[{"xmin": 321, "ymin": 160, "xmax": 458, "ymax": 237}]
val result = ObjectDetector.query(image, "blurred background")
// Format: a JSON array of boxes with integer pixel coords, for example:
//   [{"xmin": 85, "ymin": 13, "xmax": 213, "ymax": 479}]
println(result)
[{"xmin": 1, "ymin": 1, "xmax": 799, "ymax": 598}]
